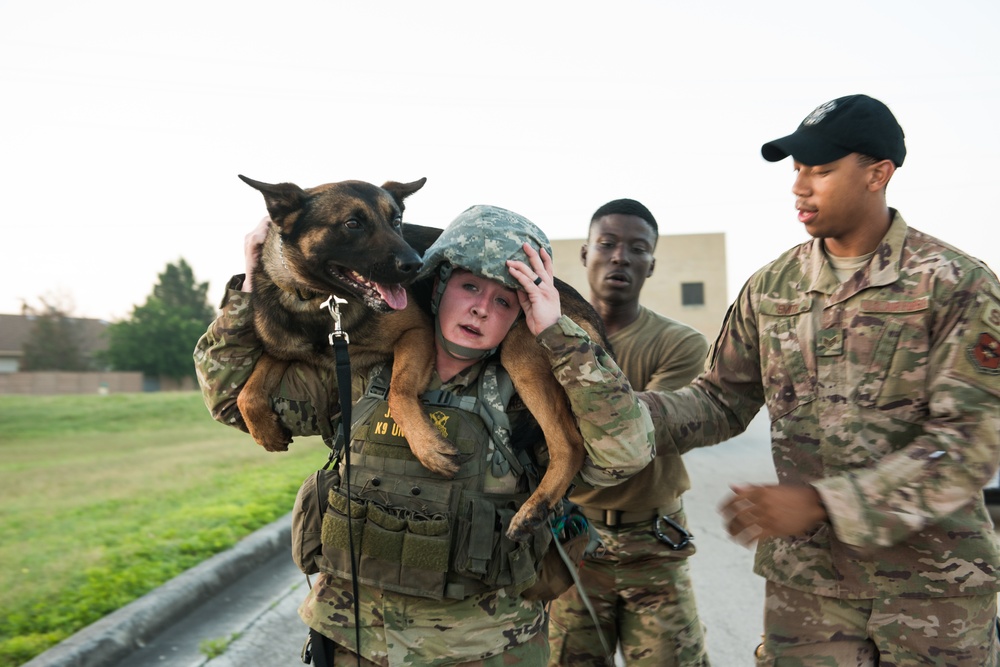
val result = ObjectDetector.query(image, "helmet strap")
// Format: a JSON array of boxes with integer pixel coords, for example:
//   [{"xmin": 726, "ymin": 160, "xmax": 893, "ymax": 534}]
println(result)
[
  {"xmin": 435, "ymin": 317, "xmax": 496, "ymax": 361},
  {"xmin": 430, "ymin": 263, "xmax": 452, "ymax": 315}
]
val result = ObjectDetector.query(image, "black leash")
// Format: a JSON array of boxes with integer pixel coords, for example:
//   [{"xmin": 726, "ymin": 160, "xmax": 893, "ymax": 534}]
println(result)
[{"xmin": 322, "ymin": 296, "xmax": 361, "ymax": 667}]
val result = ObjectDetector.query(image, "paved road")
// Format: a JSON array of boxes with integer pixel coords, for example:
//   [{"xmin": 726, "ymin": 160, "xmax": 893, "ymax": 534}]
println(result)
[
  {"xmin": 109, "ymin": 549, "xmax": 309, "ymax": 667},
  {"xmin": 683, "ymin": 411, "xmax": 773, "ymax": 664}
]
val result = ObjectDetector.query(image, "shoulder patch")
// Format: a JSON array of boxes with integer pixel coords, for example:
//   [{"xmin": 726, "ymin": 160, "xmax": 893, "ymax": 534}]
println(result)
[{"xmin": 967, "ymin": 332, "xmax": 1000, "ymax": 375}]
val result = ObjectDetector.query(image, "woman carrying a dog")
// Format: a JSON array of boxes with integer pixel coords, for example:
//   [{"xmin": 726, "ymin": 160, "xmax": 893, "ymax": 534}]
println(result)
[{"xmin": 194, "ymin": 204, "xmax": 654, "ymax": 666}]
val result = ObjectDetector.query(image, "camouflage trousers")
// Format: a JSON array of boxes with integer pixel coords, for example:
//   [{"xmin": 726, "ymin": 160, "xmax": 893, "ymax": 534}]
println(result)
[
  {"xmin": 312, "ymin": 628, "xmax": 549, "ymax": 666},
  {"xmin": 755, "ymin": 580, "xmax": 1000, "ymax": 666},
  {"xmin": 547, "ymin": 507, "xmax": 710, "ymax": 666}
]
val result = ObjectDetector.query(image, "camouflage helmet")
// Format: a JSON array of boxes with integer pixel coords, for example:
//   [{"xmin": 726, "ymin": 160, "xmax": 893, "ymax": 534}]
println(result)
[{"xmin": 418, "ymin": 205, "xmax": 553, "ymax": 291}]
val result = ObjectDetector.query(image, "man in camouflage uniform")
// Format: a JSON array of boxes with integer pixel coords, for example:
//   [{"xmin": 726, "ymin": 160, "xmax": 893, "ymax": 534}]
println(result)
[
  {"xmin": 639, "ymin": 94, "xmax": 1000, "ymax": 665},
  {"xmin": 548, "ymin": 199, "xmax": 711, "ymax": 666},
  {"xmin": 194, "ymin": 205, "xmax": 655, "ymax": 666}
]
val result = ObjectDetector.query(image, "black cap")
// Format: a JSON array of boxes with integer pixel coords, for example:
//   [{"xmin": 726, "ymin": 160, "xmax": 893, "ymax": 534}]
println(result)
[{"xmin": 761, "ymin": 94, "xmax": 906, "ymax": 167}]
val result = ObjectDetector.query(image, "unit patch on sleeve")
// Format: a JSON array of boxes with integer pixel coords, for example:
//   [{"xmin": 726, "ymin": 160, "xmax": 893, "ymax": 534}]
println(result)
[{"xmin": 968, "ymin": 332, "xmax": 1000, "ymax": 375}]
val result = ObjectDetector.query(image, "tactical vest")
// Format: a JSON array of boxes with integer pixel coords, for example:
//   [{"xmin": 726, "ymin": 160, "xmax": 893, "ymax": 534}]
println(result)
[{"xmin": 317, "ymin": 363, "xmax": 552, "ymax": 601}]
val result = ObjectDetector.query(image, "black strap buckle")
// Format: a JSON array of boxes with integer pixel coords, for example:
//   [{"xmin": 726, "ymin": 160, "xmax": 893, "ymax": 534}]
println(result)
[
  {"xmin": 654, "ymin": 514, "xmax": 693, "ymax": 550},
  {"xmin": 300, "ymin": 631, "xmax": 312, "ymax": 664}
]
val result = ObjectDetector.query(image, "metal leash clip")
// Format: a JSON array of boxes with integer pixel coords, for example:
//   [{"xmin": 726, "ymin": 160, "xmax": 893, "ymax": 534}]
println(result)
[
  {"xmin": 654, "ymin": 514, "xmax": 693, "ymax": 550},
  {"xmin": 321, "ymin": 295, "xmax": 350, "ymax": 345}
]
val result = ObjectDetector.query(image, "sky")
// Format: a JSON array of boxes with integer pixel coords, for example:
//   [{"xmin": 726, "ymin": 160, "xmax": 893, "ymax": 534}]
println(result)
[{"xmin": 1, "ymin": 1, "xmax": 998, "ymax": 322}]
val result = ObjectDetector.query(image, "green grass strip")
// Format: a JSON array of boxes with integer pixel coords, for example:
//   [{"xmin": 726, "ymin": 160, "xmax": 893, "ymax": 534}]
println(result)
[{"xmin": 0, "ymin": 392, "xmax": 328, "ymax": 667}]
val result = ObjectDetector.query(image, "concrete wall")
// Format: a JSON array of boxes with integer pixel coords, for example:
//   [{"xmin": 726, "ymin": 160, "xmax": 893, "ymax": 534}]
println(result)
[
  {"xmin": 0, "ymin": 372, "xmax": 144, "ymax": 395},
  {"xmin": 550, "ymin": 232, "xmax": 728, "ymax": 341}
]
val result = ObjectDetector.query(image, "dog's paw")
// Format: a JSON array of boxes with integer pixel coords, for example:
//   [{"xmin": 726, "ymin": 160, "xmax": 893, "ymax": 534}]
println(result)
[
  {"xmin": 260, "ymin": 437, "xmax": 291, "ymax": 453},
  {"xmin": 406, "ymin": 428, "xmax": 462, "ymax": 477},
  {"xmin": 506, "ymin": 502, "xmax": 551, "ymax": 543},
  {"xmin": 247, "ymin": 418, "xmax": 292, "ymax": 452},
  {"xmin": 418, "ymin": 445, "xmax": 462, "ymax": 478}
]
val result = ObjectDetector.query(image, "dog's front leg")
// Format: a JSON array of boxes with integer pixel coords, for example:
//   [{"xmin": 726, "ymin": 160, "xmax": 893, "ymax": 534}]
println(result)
[
  {"xmin": 388, "ymin": 324, "xmax": 461, "ymax": 477},
  {"xmin": 237, "ymin": 353, "xmax": 294, "ymax": 451},
  {"xmin": 501, "ymin": 330, "xmax": 586, "ymax": 542}
]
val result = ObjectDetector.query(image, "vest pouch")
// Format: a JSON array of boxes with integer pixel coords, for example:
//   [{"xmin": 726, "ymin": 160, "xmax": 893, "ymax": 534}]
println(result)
[
  {"xmin": 496, "ymin": 504, "xmax": 548, "ymax": 594},
  {"xmin": 291, "ymin": 467, "xmax": 341, "ymax": 575},
  {"xmin": 453, "ymin": 494, "xmax": 541, "ymax": 592},
  {"xmin": 520, "ymin": 530, "xmax": 585, "ymax": 602},
  {"xmin": 505, "ymin": 537, "xmax": 538, "ymax": 595},
  {"xmin": 486, "ymin": 505, "xmax": 525, "ymax": 589},
  {"xmin": 355, "ymin": 506, "xmax": 452, "ymax": 599},
  {"xmin": 358, "ymin": 503, "xmax": 406, "ymax": 590},
  {"xmin": 398, "ymin": 512, "xmax": 451, "ymax": 599},
  {"xmin": 454, "ymin": 496, "xmax": 498, "ymax": 580},
  {"xmin": 319, "ymin": 488, "xmax": 367, "ymax": 578}
]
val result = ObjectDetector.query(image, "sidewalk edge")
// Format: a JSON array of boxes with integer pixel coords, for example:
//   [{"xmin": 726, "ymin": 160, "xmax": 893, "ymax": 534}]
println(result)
[{"xmin": 21, "ymin": 512, "xmax": 292, "ymax": 667}]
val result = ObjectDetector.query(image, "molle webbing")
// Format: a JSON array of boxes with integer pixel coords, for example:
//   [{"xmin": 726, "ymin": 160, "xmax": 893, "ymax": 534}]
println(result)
[
  {"xmin": 357, "ymin": 363, "xmax": 523, "ymax": 477},
  {"xmin": 317, "ymin": 362, "xmax": 549, "ymax": 600}
]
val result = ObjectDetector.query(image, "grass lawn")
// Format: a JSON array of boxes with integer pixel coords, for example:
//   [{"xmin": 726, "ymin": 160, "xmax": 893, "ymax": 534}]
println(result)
[{"xmin": 0, "ymin": 391, "xmax": 329, "ymax": 667}]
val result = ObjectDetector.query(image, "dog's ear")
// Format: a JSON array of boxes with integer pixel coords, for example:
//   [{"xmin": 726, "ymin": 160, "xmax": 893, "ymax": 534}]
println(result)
[
  {"xmin": 381, "ymin": 177, "xmax": 427, "ymax": 208},
  {"xmin": 238, "ymin": 175, "xmax": 307, "ymax": 229}
]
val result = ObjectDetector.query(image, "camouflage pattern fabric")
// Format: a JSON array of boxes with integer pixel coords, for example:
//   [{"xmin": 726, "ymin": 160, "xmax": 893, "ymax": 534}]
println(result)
[
  {"xmin": 300, "ymin": 573, "xmax": 549, "ymax": 666},
  {"xmin": 417, "ymin": 205, "xmax": 553, "ymax": 291},
  {"xmin": 193, "ymin": 284, "xmax": 654, "ymax": 665},
  {"xmin": 548, "ymin": 508, "xmax": 709, "ymax": 667},
  {"xmin": 321, "ymin": 623, "xmax": 550, "ymax": 666},
  {"xmin": 639, "ymin": 212, "xmax": 1000, "ymax": 602},
  {"xmin": 192, "ymin": 277, "xmax": 261, "ymax": 433},
  {"xmin": 536, "ymin": 315, "xmax": 654, "ymax": 487},
  {"xmin": 550, "ymin": 306, "xmax": 710, "ymax": 665},
  {"xmin": 754, "ymin": 581, "xmax": 1000, "ymax": 666}
]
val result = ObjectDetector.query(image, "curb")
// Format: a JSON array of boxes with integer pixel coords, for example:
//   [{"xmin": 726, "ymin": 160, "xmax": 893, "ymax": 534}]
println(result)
[{"xmin": 21, "ymin": 512, "xmax": 293, "ymax": 667}]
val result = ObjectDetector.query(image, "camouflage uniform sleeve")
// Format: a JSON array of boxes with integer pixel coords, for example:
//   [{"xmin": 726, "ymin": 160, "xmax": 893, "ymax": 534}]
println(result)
[
  {"xmin": 638, "ymin": 281, "xmax": 765, "ymax": 456},
  {"xmin": 192, "ymin": 276, "xmax": 339, "ymax": 440},
  {"xmin": 814, "ymin": 271, "xmax": 1000, "ymax": 550},
  {"xmin": 192, "ymin": 276, "xmax": 261, "ymax": 432},
  {"xmin": 536, "ymin": 314, "xmax": 654, "ymax": 487}
]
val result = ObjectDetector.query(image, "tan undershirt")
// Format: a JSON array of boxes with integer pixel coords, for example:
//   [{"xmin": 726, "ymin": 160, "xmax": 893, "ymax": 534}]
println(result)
[{"xmin": 809, "ymin": 248, "xmax": 876, "ymax": 337}]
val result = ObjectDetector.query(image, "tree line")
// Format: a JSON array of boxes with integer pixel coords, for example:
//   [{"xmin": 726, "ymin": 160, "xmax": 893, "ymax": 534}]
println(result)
[{"xmin": 20, "ymin": 259, "xmax": 215, "ymax": 381}]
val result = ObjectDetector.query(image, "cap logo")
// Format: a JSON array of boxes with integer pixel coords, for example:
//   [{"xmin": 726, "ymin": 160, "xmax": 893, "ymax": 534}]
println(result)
[{"xmin": 803, "ymin": 100, "xmax": 837, "ymax": 126}]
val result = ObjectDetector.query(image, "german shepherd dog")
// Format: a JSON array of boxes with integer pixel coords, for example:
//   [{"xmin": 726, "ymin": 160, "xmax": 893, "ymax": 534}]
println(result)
[{"xmin": 236, "ymin": 175, "xmax": 608, "ymax": 541}]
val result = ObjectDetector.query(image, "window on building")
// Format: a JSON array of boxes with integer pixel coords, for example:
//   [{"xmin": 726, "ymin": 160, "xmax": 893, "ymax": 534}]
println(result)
[{"xmin": 681, "ymin": 282, "xmax": 705, "ymax": 306}]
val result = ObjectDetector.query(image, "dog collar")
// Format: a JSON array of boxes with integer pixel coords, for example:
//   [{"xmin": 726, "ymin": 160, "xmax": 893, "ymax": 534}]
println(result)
[{"xmin": 274, "ymin": 235, "xmax": 317, "ymax": 301}]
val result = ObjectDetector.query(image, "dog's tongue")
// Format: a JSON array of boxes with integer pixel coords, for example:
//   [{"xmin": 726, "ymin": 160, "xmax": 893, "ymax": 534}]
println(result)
[{"xmin": 375, "ymin": 283, "xmax": 408, "ymax": 310}]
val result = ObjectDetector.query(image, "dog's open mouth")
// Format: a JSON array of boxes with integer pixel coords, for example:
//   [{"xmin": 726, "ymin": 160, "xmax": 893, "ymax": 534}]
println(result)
[{"xmin": 332, "ymin": 266, "xmax": 408, "ymax": 311}]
